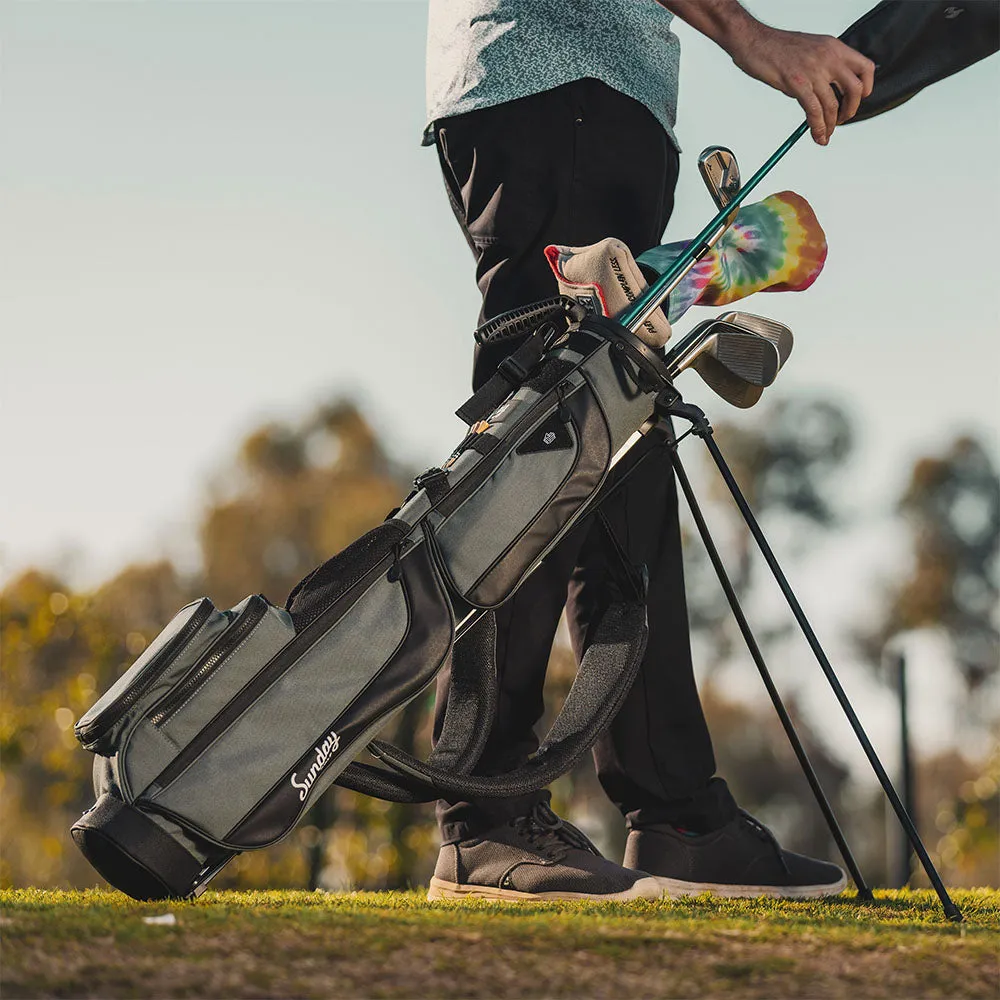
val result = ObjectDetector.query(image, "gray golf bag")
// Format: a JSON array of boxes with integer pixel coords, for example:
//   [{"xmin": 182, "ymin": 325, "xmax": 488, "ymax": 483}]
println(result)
[{"xmin": 71, "ymin": 304, "xmax": 678, "ymax": 900}]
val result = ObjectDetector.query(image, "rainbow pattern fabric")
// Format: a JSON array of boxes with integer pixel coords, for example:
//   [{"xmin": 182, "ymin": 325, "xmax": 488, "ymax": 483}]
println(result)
[{"xmin": 637, "ymin": 190, "xmax": 828, "ymax": 324}]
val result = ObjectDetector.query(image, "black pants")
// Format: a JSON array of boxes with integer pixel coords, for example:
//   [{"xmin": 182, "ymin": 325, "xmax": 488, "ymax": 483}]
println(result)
[{"xmin": 433, "ymin": 79, "xmax": 737, "ymax": 844}]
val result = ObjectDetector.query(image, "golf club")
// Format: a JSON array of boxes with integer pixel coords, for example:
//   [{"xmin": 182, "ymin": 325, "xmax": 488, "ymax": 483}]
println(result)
[
  {"xmin": 668, "ymin": 318, "xmax": 780, "ymax": 388},
  {"xmin": 698, "ymin": 145, "xmax": 741, "ymax": 225},
  {"xmin": 688, "ymin": 355, "xmax": 764, "ymax": 409},
  {"xmin": 718, "ymin": 310, "xmax": 794, "ymax": 367}
]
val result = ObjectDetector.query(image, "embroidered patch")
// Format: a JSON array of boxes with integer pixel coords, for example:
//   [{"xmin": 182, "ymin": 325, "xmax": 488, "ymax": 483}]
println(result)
[{"xmin": 516, "ymin": 414, "xmax": 573, "ymax": 455}]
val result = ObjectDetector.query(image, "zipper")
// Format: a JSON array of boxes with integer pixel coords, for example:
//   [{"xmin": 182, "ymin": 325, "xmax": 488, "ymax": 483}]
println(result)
[
  {"xmin": 149, "ymin": 596, "xmax": 269, "ymax": 727},
  {"xmin": 78, "ymin": 599, "xmax": 216, "ymax": 747},
  {"xmin": 146, "ymin": 547, "xmax": 399, "ymax": 794}
]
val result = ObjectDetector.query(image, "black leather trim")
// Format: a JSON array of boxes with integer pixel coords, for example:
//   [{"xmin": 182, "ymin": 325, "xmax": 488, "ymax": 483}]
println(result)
[
  {"xmin": 221, "ymin": 540, "xmax": 454, "ymax": 849},
  {"xmin": 70, "ymin": 793, "xmax": 207, "ymax": 900},
  {"xmin": 579, "ymin": 315, "xmax": 672, "ymax": 389}
]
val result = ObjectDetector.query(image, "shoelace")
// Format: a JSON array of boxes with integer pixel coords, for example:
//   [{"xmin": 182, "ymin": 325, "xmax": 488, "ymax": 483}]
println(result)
[
  {"xmin": 510, "ymin": 802, "xmax": 600, "ymax": 861},
  {"xmin": 738, "ymin": 809, "xmax": 791, "ymax": 874}
]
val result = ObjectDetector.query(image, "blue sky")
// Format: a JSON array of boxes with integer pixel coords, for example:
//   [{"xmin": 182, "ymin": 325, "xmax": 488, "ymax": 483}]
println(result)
[
  {"xmin": 2, "ymin": 0, "xmax": 997, "ymax": 773},
  {"xmin": 3, "ymin": 0, "xmax": 997, "ymax": 582}
]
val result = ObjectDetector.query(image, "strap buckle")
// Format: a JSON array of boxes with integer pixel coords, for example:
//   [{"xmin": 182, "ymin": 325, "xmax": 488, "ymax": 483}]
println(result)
[
  {"xmin": 498, "ymin": 354, "xmax": 530, "ymax": 386},
  {"xmin": 414, "ymin": 467, "xmax": 451, "ymax": 502}
]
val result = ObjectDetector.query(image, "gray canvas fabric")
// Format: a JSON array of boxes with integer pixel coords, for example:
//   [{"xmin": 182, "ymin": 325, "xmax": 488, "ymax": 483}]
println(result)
[
  {"xmin": 76, "ymin": 601, "xmax": 230, "ymax": 753},
  {"xmin": 158, "ymin": 606, "xmax": 295, "ymax": 748},
  {"xmin": 149, "ymin": 572, "xmax": 409, "ymax": 839},
  {"xmin": 579, "ymin": 345, "xmax": 659, "ymax": 452},
  {"xmin": 425, "ymin": 0, "xmax": 681, "ymax": 149},
  {"xmin": 434, "ymin": 410, "xmax": 581, "ymax": 594}
]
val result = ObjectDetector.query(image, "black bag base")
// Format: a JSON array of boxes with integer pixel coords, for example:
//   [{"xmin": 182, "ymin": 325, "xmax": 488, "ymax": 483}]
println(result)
[{"xmin": 71, "ymin": 793, "xmax": 206, "ymax": 900}]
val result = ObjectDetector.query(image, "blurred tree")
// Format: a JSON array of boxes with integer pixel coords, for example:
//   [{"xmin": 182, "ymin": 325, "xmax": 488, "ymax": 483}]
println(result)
[
  {"xmin": 922, "ymin": 742, "xmax": 1000, "ymax": 888},
  {"xmin": 200, "ymin": 400, "xmax": 406, "ymax": 608},
  {"xmin": 686, "ymin": 397, "xmax": 854, "ymax": 662},
  {"xmin": 0, "ymin": 563, "xmax": 195, "ymax": 887},
  {"xmin": 866, "ymin": 436, "xmax": 999, "ymax": 694},
  {"xmin": 1, "ymin": 398, "xmax": 436, "ymax": 891}
]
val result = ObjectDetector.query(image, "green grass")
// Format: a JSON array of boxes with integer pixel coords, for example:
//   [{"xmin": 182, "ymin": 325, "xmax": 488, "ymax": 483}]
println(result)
[{"xmin": 2, "ymin": 888, "xmax": 998, "ymax": 998}]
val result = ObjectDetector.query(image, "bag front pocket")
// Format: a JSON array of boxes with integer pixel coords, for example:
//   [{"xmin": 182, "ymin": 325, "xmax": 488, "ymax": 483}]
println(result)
[
  {"xmin": 136, "ymin": 533, "xmax": 453, "ymax": 848},
  {"xmin": 75, "ymin": 599, "xmax": 231, "ymax": 756},
  {"xmin": 432, "ymin": 378, "xmax": 612, "ymax": 607}
]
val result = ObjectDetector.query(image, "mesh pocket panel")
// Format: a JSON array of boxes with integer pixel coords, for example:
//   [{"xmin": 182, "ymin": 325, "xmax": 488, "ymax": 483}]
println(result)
[{"xmin": 286, "ymin": 520, "xmax": 407, "ymax": 629}]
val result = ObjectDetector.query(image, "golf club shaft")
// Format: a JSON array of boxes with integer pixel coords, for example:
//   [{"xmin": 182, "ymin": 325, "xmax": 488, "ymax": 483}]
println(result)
[
  {"xmin": 622, "ymin": 122, "xmax": 810, "ymax": 337},
  {"xmin": 669, "ymin": 442, "xmax": 871, "ymax": 898},
  {"xmin": 699, "ymin": 429, "xmax": 963, "ymax": 923}
]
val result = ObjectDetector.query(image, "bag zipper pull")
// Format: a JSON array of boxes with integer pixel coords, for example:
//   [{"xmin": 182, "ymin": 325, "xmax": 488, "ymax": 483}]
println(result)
[
  {"xmin": 387, "ymin": 540, "xmax": 405, "ymax": 583},
  {"xmin": 556, "ymin": 384, "xmax": 571, "ymax": 423}
]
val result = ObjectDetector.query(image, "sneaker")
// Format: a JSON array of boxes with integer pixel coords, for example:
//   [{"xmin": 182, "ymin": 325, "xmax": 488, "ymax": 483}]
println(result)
[
  {"xmin": 428, "ymin": 801, "xmax": 662, "ymax": 902},
  {"xmin": 624, "ymin": 809, "xmax": 848, "ymax": 900}
]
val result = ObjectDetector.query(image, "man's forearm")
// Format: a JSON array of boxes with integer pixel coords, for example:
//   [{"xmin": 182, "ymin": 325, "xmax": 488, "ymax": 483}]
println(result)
[
  {"xmin": 658, "ymin": 0, "xmax": 876, "ymax": 146},
  {"xmin": 660, "ymin": 0, "xmax": 761, "ymax": 57}
]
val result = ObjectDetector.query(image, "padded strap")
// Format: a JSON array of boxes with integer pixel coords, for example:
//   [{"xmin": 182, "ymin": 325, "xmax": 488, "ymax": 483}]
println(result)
[
  {"xmin": 335, "ymin": 760, "xmax": 435, "ymax": 803},
  {"xmin": 367, "ymin": 596, "xmax": 648, "ymax": 799},
  {"xmin": 334, "ymin": 611, "xmax": 500, "ymax": 803},
  {"xmin": 455, "ymin": 329, "xmax": 547, "ymax": 426},
  {"xmin": 426, "ymin": 610, "xmax": 498, "ymax": 774}
]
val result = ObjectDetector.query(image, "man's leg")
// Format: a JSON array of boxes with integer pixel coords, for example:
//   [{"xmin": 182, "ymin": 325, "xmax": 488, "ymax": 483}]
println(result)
[
  {"xmin": 567, "ymin": 433, "xmax": 740, "ymax": 833},
  {"xmin": 427, "ymin": 77, "xmax": 690, "ymax": 901},
  {"xmin": 430, "ymin": 77, "xmax": 720, "ymax": 833},
  {"xmin": 430, "ymin": 78, "xmax": 847, "ymax": 900}
]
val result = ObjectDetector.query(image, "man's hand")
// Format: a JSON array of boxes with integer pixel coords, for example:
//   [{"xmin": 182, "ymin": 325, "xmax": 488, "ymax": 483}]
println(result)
[
  {"xmin": 664, "ymin": 1, "xmax": 875, "ymax": 145},
  {"xmin": 729, "ymin": 24, "xmax": 875, "ymax": 145}
]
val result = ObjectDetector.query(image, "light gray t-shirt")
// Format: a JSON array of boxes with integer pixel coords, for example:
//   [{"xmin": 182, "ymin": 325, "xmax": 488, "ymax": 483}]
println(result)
[{"xmin": 425, "ymin": 0, "xmax": 681, "ymax": 148}]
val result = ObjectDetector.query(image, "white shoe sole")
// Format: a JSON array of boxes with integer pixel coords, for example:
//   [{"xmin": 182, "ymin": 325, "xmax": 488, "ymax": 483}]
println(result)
[
  {"xmin": 427, "ymin": 875, "xmax": 663, "ymax": 902},
  {"xmin": 653, "ymin": 872, "xmax": 848, "ymax": 900}
]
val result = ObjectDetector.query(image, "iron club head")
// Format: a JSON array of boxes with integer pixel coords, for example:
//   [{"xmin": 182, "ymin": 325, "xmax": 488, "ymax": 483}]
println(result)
[
  {"xmin": 670, "ymin": 319, "xmax": 780, "ymax": 387},
  {"xmin": 698, "ymin": 146, "xmax": 741, "ymax": 226},
  {"xmin": 667, "ymin": 312, "xmax": 793, "ymax": 408},
  {"xmin": 717, "ymin": 310, "xmax": 794, "ymax": 368},
  {"xmin": 689, "ymin": 354, "xmax": 764, "ymax": 409}
]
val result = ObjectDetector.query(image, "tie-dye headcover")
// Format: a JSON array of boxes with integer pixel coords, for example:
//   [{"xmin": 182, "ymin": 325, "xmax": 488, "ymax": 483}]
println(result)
[{"xmin": 638, "ymin": 190, "xmax": 827, "ymax": 324}]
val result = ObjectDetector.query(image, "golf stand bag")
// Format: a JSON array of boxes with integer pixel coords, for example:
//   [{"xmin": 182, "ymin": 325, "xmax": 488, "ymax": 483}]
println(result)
[
  {"xmin": 71, "ymin": 302, "xmax": 676, "ymax": 901},
  {"xmin": 73, "ymin": 0, "xmax": 1000, "ymax": 913},
  {"xmin": 70, "ymin": 294, "xmax": 962, "ymax": 921}
]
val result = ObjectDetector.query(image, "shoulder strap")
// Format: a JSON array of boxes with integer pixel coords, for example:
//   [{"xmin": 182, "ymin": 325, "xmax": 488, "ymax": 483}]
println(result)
[
  {"xmin": 455, "ymin": 329, "xmax": 548, "ymax": 426},
  {"xmin": 356, "ymin": 594, "xmax": 648, "ymax": 800}
]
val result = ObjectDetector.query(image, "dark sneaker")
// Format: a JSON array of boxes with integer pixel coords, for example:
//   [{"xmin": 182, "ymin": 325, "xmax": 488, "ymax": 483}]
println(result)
[
  {"xmin": 624, "ymin": 809, "xmax": 848, "ymax": 900},
  {"xmin": 428, "ymin": 801, "xmax": 662, "ymax": 902}
]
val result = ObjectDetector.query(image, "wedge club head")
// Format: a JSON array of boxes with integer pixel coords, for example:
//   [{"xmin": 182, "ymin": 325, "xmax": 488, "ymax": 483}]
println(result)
[
  {"xmin": 689, "ymin": 354, "xmax": 763, "ymax": 409},
  {"xmin": 717, "ymin": 310, "xmax": 793, "ymax": 368},
  {"xmin": 668, "ymin": 313, "xmax": 791, "ymax": 408},
  {"xmin": 702, "ymin": 326, "xmax": 780, "ymax": 387},
  {"xmin": 698, "ymin": 146, "xmax": 741, "ymax": 226},
  {"xmin": 671, "ymin": 319, "xmax": 780, "ymax": 387}
]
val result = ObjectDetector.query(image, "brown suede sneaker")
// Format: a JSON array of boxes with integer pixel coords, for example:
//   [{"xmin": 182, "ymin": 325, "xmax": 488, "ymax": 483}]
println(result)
[
  {"xmin": 429, "ymin": 802, "xmax": 662, "ymax": 902},
  {"xmin": 625, "ymin": 809, "xmax": 847, "ymax": 900}
]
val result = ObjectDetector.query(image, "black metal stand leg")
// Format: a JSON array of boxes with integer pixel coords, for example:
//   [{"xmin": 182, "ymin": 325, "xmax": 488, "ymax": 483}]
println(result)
[
  {"xmin": 681, "ymin": 413, "xmax": 962, "ymax": 923},
  {"xmin": 668, "ymin": 443, "xmax": 873, "ymax": 900}
]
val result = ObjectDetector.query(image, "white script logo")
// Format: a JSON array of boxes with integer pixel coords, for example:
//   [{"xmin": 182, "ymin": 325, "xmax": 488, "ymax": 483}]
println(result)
[{"xmin": 290, "ymin": 729, "xmax": 341, "ymax": 802}]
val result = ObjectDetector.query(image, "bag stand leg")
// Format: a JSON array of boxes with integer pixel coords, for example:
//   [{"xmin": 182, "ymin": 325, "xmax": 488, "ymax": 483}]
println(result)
[
  {"xmin": 664, "ymin": 428, "xmax": 872, "ymax": 900},
  {"xmin": 655, "ymin": 391, "xmax": 962, "ymax": 923}
]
